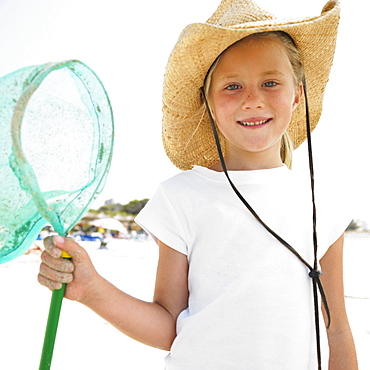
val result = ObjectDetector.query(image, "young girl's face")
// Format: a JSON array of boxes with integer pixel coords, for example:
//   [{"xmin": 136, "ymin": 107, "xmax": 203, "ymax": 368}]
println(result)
[{"xmin": 209, "ymin": 36, "xmax": 302, "ymax": 170}]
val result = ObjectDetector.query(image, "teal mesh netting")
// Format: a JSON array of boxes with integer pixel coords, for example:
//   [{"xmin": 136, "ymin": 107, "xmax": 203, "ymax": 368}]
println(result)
[{"xmin": 0, "ymin": 60, "xmax": 114, "ymax": 264}]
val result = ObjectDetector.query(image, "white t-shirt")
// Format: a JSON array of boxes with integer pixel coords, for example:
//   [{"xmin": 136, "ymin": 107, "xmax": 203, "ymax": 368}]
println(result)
[{"xmin": 135, "ymin": 165, "xmax": 350, "ymax": 369}]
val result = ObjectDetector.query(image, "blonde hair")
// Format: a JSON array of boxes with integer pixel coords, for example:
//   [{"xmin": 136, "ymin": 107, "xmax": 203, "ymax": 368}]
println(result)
[{"xmin": 203, "ymin": 31, "xmax": 303, "ymax": 169}]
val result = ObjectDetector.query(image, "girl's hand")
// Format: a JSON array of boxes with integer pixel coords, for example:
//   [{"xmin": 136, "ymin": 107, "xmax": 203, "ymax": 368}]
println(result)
[{"xmin": 38, "ymin": 235, "xmax": 100, "ymax": 303}]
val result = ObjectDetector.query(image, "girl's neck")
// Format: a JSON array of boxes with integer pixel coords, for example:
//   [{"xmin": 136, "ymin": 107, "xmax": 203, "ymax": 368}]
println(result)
[
  {"xmin": 210, "ymin": 161, "xmax": 284, "ymax": 172},
  {"xmin": 210, "ymin": 149, "xmax": 284, "ymax": 172}
]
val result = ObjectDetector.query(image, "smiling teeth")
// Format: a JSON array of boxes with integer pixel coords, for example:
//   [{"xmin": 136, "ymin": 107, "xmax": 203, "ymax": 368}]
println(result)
[{"xmin": 239, "ymin": 119, "xmax": 268, "ymax": 126}]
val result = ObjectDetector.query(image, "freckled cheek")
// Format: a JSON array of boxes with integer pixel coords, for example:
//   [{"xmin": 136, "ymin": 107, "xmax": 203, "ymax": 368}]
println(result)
[
  {"xmin": 271, "ymin": 95, "xmax": 295, "ymax": 115},
  {"xmin": 212, "ymin": 95, "xmax": 233, "ymax": 108},
  {"xmin": 274, "ymin": 101, "xmax": 295, "ymax": 130},
  {"xmin": 212, "ymin": 96, "xmax": 239, "ymax": 119}
]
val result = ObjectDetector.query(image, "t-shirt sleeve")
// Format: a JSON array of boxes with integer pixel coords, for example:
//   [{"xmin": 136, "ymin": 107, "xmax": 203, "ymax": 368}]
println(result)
[
  {"xmin": 316, "ymin": 185, "xmax": 352, "ymax": 259},
  {"xmin": 135, "ymin": 185, "xmax": 188, "ymax": 255}
]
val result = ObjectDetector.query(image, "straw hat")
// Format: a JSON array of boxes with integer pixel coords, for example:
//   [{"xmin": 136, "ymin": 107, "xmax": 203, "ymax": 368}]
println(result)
[{"xmin": 162, "ymin": 0, "xmax": 340, "ymax": 170}]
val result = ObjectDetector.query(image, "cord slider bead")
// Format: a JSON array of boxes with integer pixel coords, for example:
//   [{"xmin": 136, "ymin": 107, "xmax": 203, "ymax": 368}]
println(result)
[{"xmin": 309, "ymin": 269, "xmax": 322, "ymax": 278}]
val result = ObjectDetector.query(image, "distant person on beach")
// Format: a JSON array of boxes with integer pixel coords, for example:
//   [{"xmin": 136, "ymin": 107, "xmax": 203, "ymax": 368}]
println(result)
[{"xmin": 38, "ymin": 0, "xmax": 357, "ymax": 368}]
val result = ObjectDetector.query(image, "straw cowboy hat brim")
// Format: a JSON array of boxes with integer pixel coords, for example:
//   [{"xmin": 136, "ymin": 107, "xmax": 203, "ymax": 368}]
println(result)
[{"xmin": 162, "ymin": 0, "xmax": 340, "ymax": 170}]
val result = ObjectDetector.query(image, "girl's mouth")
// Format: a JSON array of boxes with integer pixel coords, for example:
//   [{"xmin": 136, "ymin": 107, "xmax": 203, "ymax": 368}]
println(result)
[{"xmin": 237, "ymin": 118, "xmax": 271, "ymax": 127}]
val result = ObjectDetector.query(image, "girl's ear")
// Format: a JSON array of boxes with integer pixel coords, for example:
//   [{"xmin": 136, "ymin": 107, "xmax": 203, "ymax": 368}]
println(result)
[{"xmin": 292, "ymin": 82, "xmax": 304, "ymax": 111}]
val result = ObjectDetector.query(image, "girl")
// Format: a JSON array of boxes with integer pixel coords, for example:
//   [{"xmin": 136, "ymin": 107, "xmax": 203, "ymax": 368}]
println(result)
[{"xmin": 38, "ymin": 0, "xmax": 357, "ymax": 368}]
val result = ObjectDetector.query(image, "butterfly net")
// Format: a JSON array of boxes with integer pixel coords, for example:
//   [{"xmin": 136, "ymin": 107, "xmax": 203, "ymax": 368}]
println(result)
[{"xmin": 0, "ymin": 60, "xmax": 114, "ymax": 263}]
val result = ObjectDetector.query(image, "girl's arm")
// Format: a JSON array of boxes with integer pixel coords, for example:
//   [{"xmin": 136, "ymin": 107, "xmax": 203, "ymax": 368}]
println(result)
[
  {"xmin": 38, "ymin": 236, "xmax": 189, "ymax": 351},
  {"xmin": 320, "ymin": 233, "xmax": 358, "ymax": 369}
]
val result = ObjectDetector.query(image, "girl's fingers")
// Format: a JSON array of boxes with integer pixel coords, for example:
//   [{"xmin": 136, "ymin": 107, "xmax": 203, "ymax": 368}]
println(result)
[
  {"xmin": 46, "ymin": 235, "xmax": 87, "ymax": 263},
  {"xmin": 40, "ymin": 250, "xmax": 74, "ymax": 272},
  {"xmin": 38, "ymin": 263, "xmax": 73, "ymax": 290},
  {"xmin": 43, "ymin": 236, "xmax": 62, "ymax": 258},
  {"xmin": 38, "ymin": 273, "xmax": 62, "ymax": 290},
  {"xmin": 42, "ymin": 235, "xmax": 86, "ymax": 273},
  {"xmin": 39, "ymin": 262, "xmax": 73, "ymax": 283},
  {"xmin": 40, "ymin": 235, "xmax": 76, "ymax": 288}
]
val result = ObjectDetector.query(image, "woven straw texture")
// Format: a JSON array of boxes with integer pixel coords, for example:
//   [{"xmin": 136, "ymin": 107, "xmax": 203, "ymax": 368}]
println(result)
[{"xmin": 162, "ymin": 0, "xmax": 340, "ymax": 170}]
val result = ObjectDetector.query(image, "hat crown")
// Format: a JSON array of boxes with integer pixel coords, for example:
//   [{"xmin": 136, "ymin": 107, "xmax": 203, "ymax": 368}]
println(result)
[{"xmin": 207, "ymin": 0, "xmax": 275, "ymax": 27}]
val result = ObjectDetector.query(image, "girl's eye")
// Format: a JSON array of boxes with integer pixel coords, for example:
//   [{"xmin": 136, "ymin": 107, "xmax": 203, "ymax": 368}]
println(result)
[
  {"xmin": 226, "ymin": 84, "xmax": 241, "ymax": 91},
  {"xmin": 263, "ymin": 81, "xmax": 277, "ymax": 87}
]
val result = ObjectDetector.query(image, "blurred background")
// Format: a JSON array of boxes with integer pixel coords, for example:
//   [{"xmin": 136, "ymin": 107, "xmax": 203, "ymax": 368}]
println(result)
[{"xmin": 0, "ymin": 0, "xmax": 368, "ymax": 225}]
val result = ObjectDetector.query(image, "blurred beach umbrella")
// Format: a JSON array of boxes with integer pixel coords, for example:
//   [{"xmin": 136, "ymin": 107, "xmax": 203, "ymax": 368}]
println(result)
[{"xmin": 91, "ymin": 217, "xmax": 127, "ymax": 233}]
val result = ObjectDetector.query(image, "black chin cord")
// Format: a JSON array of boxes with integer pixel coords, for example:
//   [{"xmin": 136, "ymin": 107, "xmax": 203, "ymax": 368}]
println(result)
[{"xmin": 200, "ymin": 85, "xmax": 329, "ymax": 370}]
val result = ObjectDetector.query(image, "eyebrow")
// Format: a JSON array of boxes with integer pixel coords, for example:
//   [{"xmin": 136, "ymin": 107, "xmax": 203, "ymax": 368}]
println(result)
[
  {"xmin": 216, "ymin": 70, "xmax": 285, "ymax": 81},
  {"xmin": 262, "ymin": 70, "xmax": 284, "ymax": 77}
]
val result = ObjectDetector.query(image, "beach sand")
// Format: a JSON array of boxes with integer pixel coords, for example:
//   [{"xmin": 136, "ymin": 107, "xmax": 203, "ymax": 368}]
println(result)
[{"xmin": 0, "ymin": 236, "xmax": 369, "ymax": 369}]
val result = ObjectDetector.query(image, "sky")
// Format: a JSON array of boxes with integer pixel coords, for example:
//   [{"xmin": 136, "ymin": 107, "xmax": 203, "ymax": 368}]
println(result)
[{"xmin": 0, "ymin": 0, "xmax": 369, "ymax": 223}]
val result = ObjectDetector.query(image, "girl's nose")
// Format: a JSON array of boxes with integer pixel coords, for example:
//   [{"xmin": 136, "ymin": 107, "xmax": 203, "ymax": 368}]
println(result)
[{"xmin": 242, "ymin": 89, "xmax": 264, "ymax": 109}]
